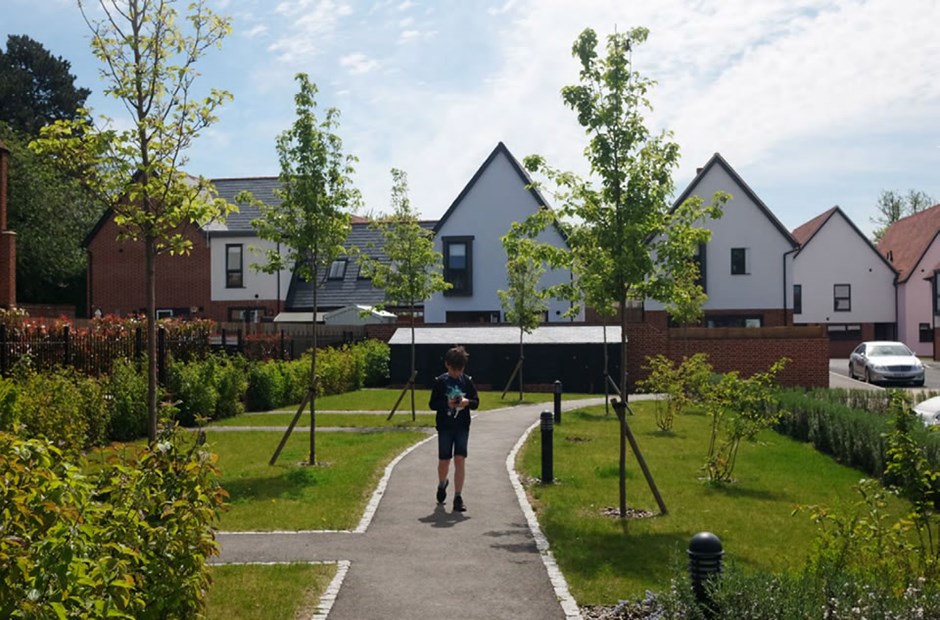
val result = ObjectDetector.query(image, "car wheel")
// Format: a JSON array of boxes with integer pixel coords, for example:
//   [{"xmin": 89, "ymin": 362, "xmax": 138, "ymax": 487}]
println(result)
[
  {"xmin": 849, "ymin": 363, "xmax": 856, "ymax": 380},
  {"xmin": 864, "ymin": 368, "xmax": 872, "ymax": 384}
]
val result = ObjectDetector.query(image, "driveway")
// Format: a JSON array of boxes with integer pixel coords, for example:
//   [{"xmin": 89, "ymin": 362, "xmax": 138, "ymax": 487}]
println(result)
[{"xmin": 829, "ymin": 358, "xmax": 940, "ymax": 390}]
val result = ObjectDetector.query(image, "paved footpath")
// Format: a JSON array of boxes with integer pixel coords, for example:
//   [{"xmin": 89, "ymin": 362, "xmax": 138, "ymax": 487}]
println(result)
[{"xmin": 214, "ymin": 398, "xmax": 606, "ymax": 620}]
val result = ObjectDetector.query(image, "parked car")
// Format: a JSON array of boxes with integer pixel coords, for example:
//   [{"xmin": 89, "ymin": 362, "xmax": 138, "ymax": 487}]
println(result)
[
  {"xmin": 848, "ymin": 341, "xmax": 925, "ymax": 386},
  {"xmin": 913, "ymin": 396, "xmax": 940, "ymax": 427}
]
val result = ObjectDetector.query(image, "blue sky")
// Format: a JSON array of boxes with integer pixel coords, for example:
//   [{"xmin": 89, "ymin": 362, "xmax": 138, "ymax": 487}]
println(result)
[{"xmin": 3, "ymin": 0, "xmax": 939, "ymax": 237}]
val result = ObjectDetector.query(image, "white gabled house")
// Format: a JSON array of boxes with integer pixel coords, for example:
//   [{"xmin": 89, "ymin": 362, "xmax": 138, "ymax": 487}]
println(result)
[
  {"xmin": 645, "ymin": 153, "xmax": 799, "ymax": 328},
  {"xmin": 423, "ymin": 142, "xmax": 581, "ymax": 324},
  {"xmin": 791, "ymin": 206, "xmax": 898, "ymax": 356}
]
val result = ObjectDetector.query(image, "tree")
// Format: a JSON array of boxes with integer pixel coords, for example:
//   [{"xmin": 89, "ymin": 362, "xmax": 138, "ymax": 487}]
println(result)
[
  {"xmin": 0, "ymin": 34, "xmax": 91, "ymax": 135},
  {"xmin": 238, "ymin": 73, "xmax": 361, "ymax": 466},
  {"xmin": 871, "ymin": 189, "xmax": 935, "ymax": 242},
  {"xmin": 1, "ymin": 123, "xmax": 104, "ymax": 306},
  {"xmin": 520, "ymin": 27, "xmax": 728, "ymax": 517},
  {"xmin": 31, "ymin": 0, "xmax": 234, "ymax": 443},
  {"xmin": 497, "ymin": 233, "xmax": 548, "ymax": 400},
  {"xmin": 358, "ymin": 168, "xmax": 449, "ymax": 420}
]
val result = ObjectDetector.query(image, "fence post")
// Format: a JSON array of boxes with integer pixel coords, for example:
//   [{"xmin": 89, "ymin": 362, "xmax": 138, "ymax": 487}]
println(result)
[
  {"xmin": 135, "ymin": 327, "xmax": 143, "ymax": 362},
  {"xmin": 280, "ymin": 329, "xmax": 286, "ymax": 360},
  {"xmin": 0, "ymin": 324, "xmax": 6, "ymax": 376},
  {"xmin": 63, "ymin": 324, "xmax": 71, "ymax": 368}
]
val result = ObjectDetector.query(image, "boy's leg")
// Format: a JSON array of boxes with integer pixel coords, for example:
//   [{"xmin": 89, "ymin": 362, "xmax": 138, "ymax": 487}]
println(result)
[
  {"xmin": 438, "ymin": 459, "xmax": 451, "ymax": 485},
  {"xmin": 453, "ymin": 456, "xmax": 465, "ymax": 494}
]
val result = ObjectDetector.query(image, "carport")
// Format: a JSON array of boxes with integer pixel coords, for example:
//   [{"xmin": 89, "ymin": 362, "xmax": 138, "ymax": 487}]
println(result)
[{"xmin": 388, "ymin": 325, "xmax": 622, "ymax": 394}]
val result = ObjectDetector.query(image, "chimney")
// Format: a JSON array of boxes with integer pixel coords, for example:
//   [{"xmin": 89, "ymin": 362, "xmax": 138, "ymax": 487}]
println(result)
[{"xmin": 0, "ymin": 140, "xmax": 17, "ymax": 308}]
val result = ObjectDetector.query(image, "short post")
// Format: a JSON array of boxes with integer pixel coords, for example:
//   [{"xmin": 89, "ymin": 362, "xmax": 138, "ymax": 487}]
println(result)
[
  {"xmin": 553, "ymin": 380, "xmax": 562, "ymax": 424},
  {"xmin": 688, "ymin": 532, "xmax": 723, "ymax": 615},
  {"xmin": 540, "ymin": 410, "xmax": 554, "ymax": 484}
]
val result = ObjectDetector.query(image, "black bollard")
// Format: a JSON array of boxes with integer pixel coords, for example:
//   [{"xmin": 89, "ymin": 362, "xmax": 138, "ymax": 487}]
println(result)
[
  {"xmin": 540, "ymin": 410, "xmax": 554, "ymax": 483},
  {"xmin": 688, "ymin": 532, "xmax": 723, "ymax": 616},
  {"xmin": 553, "ymin": 380, "xmax": 562, "ymax": 424}
]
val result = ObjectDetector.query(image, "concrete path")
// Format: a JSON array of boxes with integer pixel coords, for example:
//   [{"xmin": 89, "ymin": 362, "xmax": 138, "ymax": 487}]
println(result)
[{"xmin": 214, "ymin": 398, "xmax": 608, "ymax": 619}]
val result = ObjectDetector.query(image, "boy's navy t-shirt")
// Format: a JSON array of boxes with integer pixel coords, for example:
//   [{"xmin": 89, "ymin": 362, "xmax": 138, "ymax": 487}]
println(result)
[{"xmin": 428, "ymin": 373, "xmax": 479, "ymax": 431}]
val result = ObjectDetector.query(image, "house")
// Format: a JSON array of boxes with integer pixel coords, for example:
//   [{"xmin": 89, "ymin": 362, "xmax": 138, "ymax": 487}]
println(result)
[
  {"xmin": 424, "ymin": 142, "xmax": 581, "ymax": 324},
  {"xmin": 84, "ymin": 176, "xmax": 291, "ymax": 322},
  {"xmin": 878, "ymin": 203, "xmax": 940, "ymax": 357},
  {"xmin": 791, "ymin": 206, "xmax": 897, "ymax": 357},
  {"xmin": 645, "ymin": 153, "xmax": 799, "ymax": 328}
]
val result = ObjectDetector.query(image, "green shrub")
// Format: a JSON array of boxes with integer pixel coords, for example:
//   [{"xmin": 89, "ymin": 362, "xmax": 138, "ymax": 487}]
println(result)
[
  {"xmin": 0, "ymin": 429, "xmax": 226, "ymax": 618},
  {"xmin": 246, "ymin": 361, "xmax": 286, "ymax": 411},
  {"xmin": 107, "ymin": 358, "xmax": 149, "ymax": 441},
  {"xmin": 0, "ymin": 376, "xmax": 18, "ymax": 432},
  {"xmin": 214, "ymin": 354, "xmax": 248, "ymax": 419},
  {"xmin": 168, "ymin": 356, "xmax": 219, "ymax": 426},
  {"xmin": 352, "ymin": 339, "xmax": 390, "ymax": 387},
  {"xmin": 282, "ymin": 359, "xmax": 309, "ymax": 405}
]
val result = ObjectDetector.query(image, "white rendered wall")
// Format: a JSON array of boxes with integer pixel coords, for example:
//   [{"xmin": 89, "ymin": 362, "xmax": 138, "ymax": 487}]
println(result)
[
  {"xmin": 897, "ymin": 237, "xmax": 940, "ymax": 356},
  {"xmin": 209, "ymin": 235, "xmax": 291, "ymax": 303}
]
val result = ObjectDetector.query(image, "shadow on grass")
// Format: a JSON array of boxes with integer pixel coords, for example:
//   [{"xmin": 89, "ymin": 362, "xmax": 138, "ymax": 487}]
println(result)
[
  {"xmin": 701, "ymin": 481, "xmax": 784, "ymax": 501},
  {"xmin": 552, "ymin": 527, "xmax": 691, "ymax": 585},
  {"xmin": 223, "ymin": 469, "xmax": 320, "ymax": 503}
]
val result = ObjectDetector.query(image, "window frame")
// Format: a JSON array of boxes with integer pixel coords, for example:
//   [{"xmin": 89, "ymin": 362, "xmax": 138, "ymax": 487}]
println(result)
[
  {"xmin": 833, "ymin": 283, "xmax": 851, "ymax": 312},
  {"xmin": 327, "ymin": 259, "xmax": 348, "ymax": 281},
  {"xmin": 443, "ymin": 236, "xmax": 474, "ymax": 297},
  {"xmin": 225, "ymin": 243, "xmax": 244, "ymax": 289},
  {"xmin": 730, "ymin": 247, "xmax": 748, "ymax": 275},
  {"xmin": 793, "ymin": 284, "xmax": 802, "ymax": 315}
]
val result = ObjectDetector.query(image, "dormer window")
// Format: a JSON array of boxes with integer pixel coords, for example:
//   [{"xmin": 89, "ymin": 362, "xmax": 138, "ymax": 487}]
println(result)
[{"xmin": 328, "ymin": 259, "xmax": 347, "ymax": 280}]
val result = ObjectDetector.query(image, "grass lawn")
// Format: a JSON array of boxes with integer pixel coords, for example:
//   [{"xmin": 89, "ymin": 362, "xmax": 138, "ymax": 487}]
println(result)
[
  {"xmin": 206, "ymin": 563, "xmax": 336, "ymax": 619},
  {"xmin": 210, "ymin": 412, "xmax": 436, "ymax": 428},
  {"xmin": 310, "ymin": 388, "xmax": 594, "ymax": 412},
  {"xmin": 209, "ymin": 429, "xmax": 426, "ymax": 531},
  {"xmin": 518, "ymin": 402, "xmax": 913, "ymax": 604}
]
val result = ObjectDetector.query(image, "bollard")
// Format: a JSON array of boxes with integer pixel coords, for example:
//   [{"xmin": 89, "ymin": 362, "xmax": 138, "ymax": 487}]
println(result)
[
  {"xmin": 553, "ymin": 380, "xmax": 563, "ymax": 424},
  {"xmin": 688, "ymin": 532, "xmax": 723, "ymax": 615},
  {"xmin": 540, "ymin": 410, "xmax": 554, "ymax": 483}
]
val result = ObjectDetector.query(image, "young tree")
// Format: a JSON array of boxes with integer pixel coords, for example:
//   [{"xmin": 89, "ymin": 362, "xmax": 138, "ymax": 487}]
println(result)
[
  {"xmin": 871, "ymin": 189, "xmax": 936, "ymax": 242},
  {"xmin": 521, "ymin": 27, "xmax": 728, "ymax": 517},
  {"xmin": 238, "ymin": 73, "xmax": 360, "ymax": 466},
  {"xmin": 358, "ymin": 168, "xmax": 448, "ymax": 420},
  {"xmin": 0, "ymin": 34, "xmax": 91, "ymax": 135},
  {"xmin": 30, "ymin": 0, "xmax": 234, "ymax": 443},
  {"xmin": 497, "ymin": 233, "xmax": 548, "ymax": 400}
]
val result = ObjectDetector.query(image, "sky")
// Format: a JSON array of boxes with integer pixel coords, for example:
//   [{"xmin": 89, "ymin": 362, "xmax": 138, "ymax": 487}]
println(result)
[{"xmin": 3, "ymin": 0, "xmax": 940, "ymax": 238}]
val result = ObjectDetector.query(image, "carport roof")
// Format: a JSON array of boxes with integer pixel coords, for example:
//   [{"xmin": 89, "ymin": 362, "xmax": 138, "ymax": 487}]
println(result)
[{"xmin": 388, "ymin": 325, "xmax": 623, "ymax": 345}]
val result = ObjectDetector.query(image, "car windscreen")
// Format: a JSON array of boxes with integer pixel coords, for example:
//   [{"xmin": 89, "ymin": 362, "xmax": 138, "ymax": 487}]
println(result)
[{"xmin": 871, "ymin": 345, "xmax": 912, "ymax": 357}]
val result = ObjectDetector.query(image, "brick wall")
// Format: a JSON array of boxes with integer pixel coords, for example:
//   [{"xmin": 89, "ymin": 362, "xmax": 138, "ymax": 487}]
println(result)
[{"xmin": 87, "ymin": 214, "xmax": 211, "ymax": 318}]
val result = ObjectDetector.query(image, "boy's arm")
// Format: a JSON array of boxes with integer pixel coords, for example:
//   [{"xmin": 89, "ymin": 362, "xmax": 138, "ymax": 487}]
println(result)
[
  {"xmin": 428, "ymin": 377, "xmax": 446, "ymax": 412},
  {"xmin": 464, "ymin": 377, "xmax": 480, "ymax": 411}
]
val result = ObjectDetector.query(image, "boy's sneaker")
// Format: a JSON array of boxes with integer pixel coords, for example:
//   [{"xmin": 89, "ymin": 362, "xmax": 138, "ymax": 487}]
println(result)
[
  {"xmin": 453, "ymin": 494, "xmax": 466, "ymax": 512},
  {"xmin": 436, "ymin": 480, "xmax": 448, "ymax": 504}
]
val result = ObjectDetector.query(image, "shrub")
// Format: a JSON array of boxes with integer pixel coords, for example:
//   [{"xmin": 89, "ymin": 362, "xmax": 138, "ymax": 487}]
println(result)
[
  {"xmin": 0, "ymin": 429, "xmax": 226, "ymax": 618},
  {"xmin": 246, "ymin": 361, "xmax": 286, "ymax": 411},
  {"xmin": 0, "ymin": 376, "xmax": 18, "ymax": 432},
  {"xmin": 638, "ymin": 353, "xmax": 712, "ymax": 432},
  {"xmin": 214, "ymin": 354, "xmax": 248, "ymax": 419},
  {"xmin": 107, "ymin": 358, "xmax": 149, "ymax": 441},
  {"xmin": 352, "ymin": 339, "xmax": 390, "ymax": 387},
  {"xmin": 168, "ymin": 356, "xmax": 219, "ymax": 426}
]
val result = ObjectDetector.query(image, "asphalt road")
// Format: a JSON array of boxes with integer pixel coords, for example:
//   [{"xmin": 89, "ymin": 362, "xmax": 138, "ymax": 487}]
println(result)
[{"xmin": 829, "ymin": 358, "xmax": 940, "ymax": 390}]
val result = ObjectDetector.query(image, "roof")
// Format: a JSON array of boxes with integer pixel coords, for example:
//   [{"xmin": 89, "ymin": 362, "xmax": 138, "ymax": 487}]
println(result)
[
  {"xmin": 433, "ymin": 142, "xmax": 555, "ymax": 235},
  {"xmin": 791, "ymin": 206, "xmax": 896, "ymax": 274},
  {"xmin": 388, "ymin": 325, "xmax": 623, "ymax": 345},
  {"xmin": 878, "ymin": 203, "xmax": 940, "ymax": 283},
  {"xmin": 674, "ymin": 153, "xmax": 798, "ymax": 249},
  {"xmin": 208, "ymin": 177, "xmax": 281, "ymax": 234},
  {"xmin": 284, "ymin": 220, "xmax": 437, "ymax": 311}
]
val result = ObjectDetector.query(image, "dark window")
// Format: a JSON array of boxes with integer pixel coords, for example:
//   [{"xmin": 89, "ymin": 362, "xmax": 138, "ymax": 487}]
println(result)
[
  {"xmin": 705, "ymin": 315, "xmax": 762, "ymax": 328},
  {"xmin": 446, "ymin": 310, "xmax": 499, "ymax": 323},
  {"xmin": 226, "ymin": 244, "xmax": 243, "ymax": 288},
  {"xmin": 443, "ymin": 236, "xmax": 473, "ymax": 296},
  {"xmin": 229, "ymin": 307, "xmax": 263, "ymax": 323},
  {"xmin": 156, "ymin": 309, "xmax": 174, "ymax": 319},
  {"xmin": 920, "ymin": 322, "xmax": 933, "ymax": 343},
  {"xmin": 328, "ymin": 259, "xmax": 347, "ymax": 280},
  {"xmin": 793, "ymin": 284, "xmax": 802, "ymax": 314},
  {"xmin": 693, "ymin": 242, "xmax": 706, "ymax": 292},
  {"xmin": 833, "ymin": 284, "xmax": 851, "ymax": 311},
  {"xmin": 730, "ymin": 247, "xmax": 748, "ymax": 275},
  {"xmin": 827, "ymin": 324, "xmax": 862, "ymax": 341}
]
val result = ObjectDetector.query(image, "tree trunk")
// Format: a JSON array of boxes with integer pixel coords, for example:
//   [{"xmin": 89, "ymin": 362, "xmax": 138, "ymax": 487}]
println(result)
[
  {"xmin": 146, "ymin": 235, "xmax": 158, "ymax": 444},
  {"xmin": 618, "ymin": 299, "xmax": 628, "ymax": 517},
  {"xmin": 309, "ymin": 272, "xmax": 318, "ymax": 465},
  {"xmin": 410, "ymin": 303, "xmax": 416, "ymax": 420},
  {"xmin": 518, "ymin": 326, "xmax": 524, "ymax": 401}
]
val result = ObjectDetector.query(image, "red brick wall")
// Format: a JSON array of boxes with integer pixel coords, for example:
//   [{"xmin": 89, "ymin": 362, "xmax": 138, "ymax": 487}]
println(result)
[{"xmin": 87, "ymin": 214, "xmax": 211, "ymax": 318}]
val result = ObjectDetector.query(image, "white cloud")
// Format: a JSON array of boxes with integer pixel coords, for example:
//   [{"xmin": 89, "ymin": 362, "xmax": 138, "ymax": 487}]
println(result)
[
  {"xmin": 243, "ymin": 24, "xmax": 268, "ymax": 38},
  {"xmin": 340, "ymin": 52, "xmax": 380, "ymax": 75},
  {"xmin": 397, "ymin": 1, "xmax": 415, "ymax": 11}
]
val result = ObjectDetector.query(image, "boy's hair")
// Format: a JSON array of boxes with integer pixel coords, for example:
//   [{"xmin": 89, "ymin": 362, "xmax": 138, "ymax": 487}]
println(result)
[{"xmin": 444, "ymin": 345, "xmax": 469, "ymax": 370}]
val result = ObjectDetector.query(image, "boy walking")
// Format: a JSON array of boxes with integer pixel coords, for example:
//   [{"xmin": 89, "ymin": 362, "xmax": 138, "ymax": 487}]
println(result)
[{"xmin": 428, "ymin": 346, "xmax": 479, "ymax": 512}]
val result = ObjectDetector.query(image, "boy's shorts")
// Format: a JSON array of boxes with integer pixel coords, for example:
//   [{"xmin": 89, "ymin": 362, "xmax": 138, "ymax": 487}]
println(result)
[{"xmin": 438, "ymin": 426, "xmax": 469, "ymax": 460}]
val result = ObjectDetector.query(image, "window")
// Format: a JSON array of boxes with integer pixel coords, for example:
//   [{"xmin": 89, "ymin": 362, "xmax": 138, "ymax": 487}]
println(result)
[
  {"xmin": 793, "ymin": 284, "xmax": 802, "ymax": 314},
  {"xmin": 156, "ymin": 309, "xmax": 174, "ymax": 319},
  {"xmin": 705, "ymin": 315, "xmax": 762, "ymax": 328},
  {"xmin": 833, "ymin": 284, "xmax": 851, "ymax": 312},
  {"xmin": 730, "ymin": 247, "xmax": 748, "ymax": 275},
  {"xmin": 693, "ymin": 243, "xmax": 706, "ymax": 292},
  {"xmin": 827, "ymin": 324, "xmax": 861, "ymax": 341},
  {"xmin": 920, "ymin": 322, "xmax": 934, "ymax": 343},
  {"xmin": 226, "ymin": 244, "xmax": 243, "ymax": 288},
  {"xmin": 328, "ymin": 259, "xmax": 347, "ymax": 280},
  {"xmin": 443, "ymin": 236, "xmax": 474, "ymax": 296},
  {"xmin": 229, "ymin": 308, "xmax": 263, "ymax": 323}
]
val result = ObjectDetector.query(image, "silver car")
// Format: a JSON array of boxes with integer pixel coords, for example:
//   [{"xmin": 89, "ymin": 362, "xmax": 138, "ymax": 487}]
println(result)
[{"xmin": 848, "ymin": 341, "xmax": 925, "ymax": 386}]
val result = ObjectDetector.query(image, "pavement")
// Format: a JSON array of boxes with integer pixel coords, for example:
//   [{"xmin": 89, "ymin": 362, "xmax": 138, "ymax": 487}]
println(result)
[{"xmin": 213, "ymin": 397, "xmax": 608, "ymax": 620}]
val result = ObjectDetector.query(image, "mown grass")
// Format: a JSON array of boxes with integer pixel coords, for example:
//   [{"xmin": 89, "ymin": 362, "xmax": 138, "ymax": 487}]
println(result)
[
  {"xmin": 518, "ymin": 402, "xmax": 913, "ymax": 604},
  {"xmin": 209, "ymin": 429, "xmax": 427, "ymax": 531},
  {"xmin": 210, "ymin": 412, "xmax": 436, "ymax": 428},
  {"xmin": 311, "ymin": 388, "xmax": 593, "ymax": 412},
  {"xmin": 206, "ymin": 563, "xmax": 336, "ymax": 619}
]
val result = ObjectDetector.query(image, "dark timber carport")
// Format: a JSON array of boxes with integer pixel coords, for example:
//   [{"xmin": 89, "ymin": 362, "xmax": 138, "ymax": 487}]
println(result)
[{"xmin": 388, "ymin": 325, "xmax": 623, "ymax": 394}]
